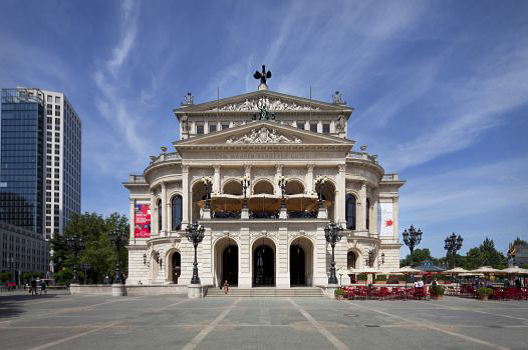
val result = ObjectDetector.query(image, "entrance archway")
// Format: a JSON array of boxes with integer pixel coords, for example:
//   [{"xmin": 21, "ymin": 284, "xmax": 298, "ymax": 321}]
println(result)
[
  {"xmin": 171, "ymin": 252, "xmax": 181, "ymax": 284},
  {"xmin": 289, "ymin": 237, "xmax": 314, "ymax": 286},
  {"xmin": 252, "ymin": 238, "xmax": 275, "ymax": 286},
  {"xmin": 222, "ymin": 244, "xmax": 238, "ymax": 286},
  {"xmin": 214, "ymin": 237, "xmax": 239, "ymax": 287}
]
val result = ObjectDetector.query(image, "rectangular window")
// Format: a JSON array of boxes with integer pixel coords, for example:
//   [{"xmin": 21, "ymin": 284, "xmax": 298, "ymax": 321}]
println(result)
[
  {"xmin": 196, "ymin": 123, "xmax": 204, "ymax": 135},
  {"xmin": 55, "ymin": 96, "xmax": 60, "ymax": 103},
  {"xmin": 47, "ymin": 110, "xmax": 52, "ymax": 115},
  {"xmin": 322, "ymin": 123, "xmax": 330, "ymax": 133},
  {"xmin": 296, "ymin": 121, "xmax": 305, "ymax": 129},
  {"xmin": 310, "ymin": 123, "xmax": 318, "ymax": 132},
  {"xmin": 47, "ymin": 96, "xmax": 52, "ymax": 102},
  {"xmin": 221, "ymin": 122, "xmax": 230, "ymax": 130},
  {"xmin": 55, "ymin": 110, "xmax": 60, "ymax": 116},
  {"xmin": 209, "ymin": 123, "xmax": 217, "ymax": 133}
]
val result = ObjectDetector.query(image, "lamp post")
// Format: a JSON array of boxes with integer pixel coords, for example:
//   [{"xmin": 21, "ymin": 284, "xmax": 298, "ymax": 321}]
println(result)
[
  {"xmin": 80, "ymin": 263, "xmax": 92, "ymax": 285},
  {"xmin": 444, "ymin": 233, "xmax": 463, "ymax": 268},
  {"xmin": 202, "ymin": 176, "xmax": 212, "ymax": 209},
  {"xmin": 186, "ymin": 221, "xmax": 205, "ymax": 284},
  {"xmin": 66, "ymin": 235, "xmax": 84, "ymax": 284},
  {"xmin": 315, "ymin": 176, "xmax": 327, "ymax": 209},
  {"xmin": 109, "ymin": 226, "xmax": 127, "ymax": 284},
  {"xmin": 241, "ymin": 176, "xmax": 250, "ymax": 209},
  {"xmin": 324, "ymin": 221, "xmax": 343, "ymax": 285},
  {"xmin": 278, "ymin": 175, "xmax": 288, "ymax": 209},
  {"xmin": 402, "ymin": 225, "xmax": 422, "ymax": 267}
]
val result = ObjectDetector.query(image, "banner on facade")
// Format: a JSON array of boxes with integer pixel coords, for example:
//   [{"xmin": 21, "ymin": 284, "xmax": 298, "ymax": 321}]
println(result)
[
  {"xmin": 379, "ymin": 202, "xmax": 394, "ymax": 237},
  {"xmin": 134, "ymin": 204, "xmax": 151, "ymax": 238}
]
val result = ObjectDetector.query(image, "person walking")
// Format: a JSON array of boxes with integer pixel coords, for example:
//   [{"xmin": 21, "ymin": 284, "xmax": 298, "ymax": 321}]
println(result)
[
  {"xmin": 224, "ymin": 279, "xmax": 229, "ymax": 294},
  {"xmin": 30, "ymin": 278, "xmax": 37, "ymax": 296}
]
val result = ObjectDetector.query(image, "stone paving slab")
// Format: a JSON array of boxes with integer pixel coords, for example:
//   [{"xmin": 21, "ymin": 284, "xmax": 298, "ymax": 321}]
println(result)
[{"xmin": 0, "ymin": 294, "xmax": 527, "ymax": 349}]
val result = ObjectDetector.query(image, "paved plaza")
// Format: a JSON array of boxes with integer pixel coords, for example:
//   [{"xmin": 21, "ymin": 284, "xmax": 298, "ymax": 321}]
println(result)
[{"xmin": 0, "ymin": 292, "xmax": 527, "ymax": 350}]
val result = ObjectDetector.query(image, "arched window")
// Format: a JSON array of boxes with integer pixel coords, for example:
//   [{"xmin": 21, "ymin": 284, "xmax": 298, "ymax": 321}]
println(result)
[
  {"xmin": 157, "ymin": 198, "xmax": 162, "ymax": 232},
  {"xmin": 366, "ymin": 198, "xmax": 370, "ymax": 230},
  {"xmin": 345, "ymin": 194, "xmax": 356, "ymax": 230},
  {"xmin": 171, "ymin": 195, "xmax": 183, "ymax": 231},
  {"xmin": 347, "ymin": 251, "xmax": 357, "ymax": 269}
]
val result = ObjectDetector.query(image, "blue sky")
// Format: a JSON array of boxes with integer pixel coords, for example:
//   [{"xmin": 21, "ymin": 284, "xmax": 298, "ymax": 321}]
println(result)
[{"xmin": 1, "ymin": 0, "xmax": 527, "ymax": 258}]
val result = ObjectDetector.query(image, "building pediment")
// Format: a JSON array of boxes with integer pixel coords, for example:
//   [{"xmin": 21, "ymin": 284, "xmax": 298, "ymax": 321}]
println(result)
[
  {"xmin": 174, "ymin": 90, "xmax": 353, "ymax": 115},
  {"xmin": 173, "ymin": 121, "xmax": 354, "ymax": 151}
]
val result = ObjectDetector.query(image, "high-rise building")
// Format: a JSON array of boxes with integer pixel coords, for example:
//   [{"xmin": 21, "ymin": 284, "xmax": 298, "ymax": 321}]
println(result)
[{"xmin": 0, "ymin": 88, "xmax": 81, "ymax": 240}]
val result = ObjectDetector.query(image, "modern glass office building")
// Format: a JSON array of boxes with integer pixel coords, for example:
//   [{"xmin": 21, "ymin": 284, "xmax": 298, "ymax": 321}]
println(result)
[{"xmin": 0, "ymin": 88, "xmax": 45, "ymax": 235}]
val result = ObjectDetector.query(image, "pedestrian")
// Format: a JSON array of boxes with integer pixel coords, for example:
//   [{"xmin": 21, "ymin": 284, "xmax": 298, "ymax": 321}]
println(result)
[
  {"xmin": 224, "ymin": 279, "xmax": 229, "ymax": 294},
  {"xmin": 30, "ymin": 278, "xmax": 37, "ymax": 296}
]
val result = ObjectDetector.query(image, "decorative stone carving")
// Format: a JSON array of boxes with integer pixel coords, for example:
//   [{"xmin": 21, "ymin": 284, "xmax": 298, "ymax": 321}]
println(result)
[
  {"xmin": 251, "ymin": 230, "xmax": 278, "ymax": 241},
  {"xmin": 226, "ymin": 127, "xmax": 301, "ymax": 144},
  {"xmin": 212, "ymin": 231, "xmax": 241, "ymax": 240},
  {"xmin": 289, "ymin": 231, "xmax": 316, "ymax": 240},
  {"xmin": 213, "ymin": 97, "xmax": 320, "ymax": 112}
]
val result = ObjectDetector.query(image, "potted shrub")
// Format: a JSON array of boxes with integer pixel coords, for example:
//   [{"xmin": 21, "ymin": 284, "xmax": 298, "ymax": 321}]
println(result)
[
  {"xmin": 476, "ymin": 287, "xmax": 493, "ymax": 301},
  {"xmin": 429, "ymin": 285, "xmax": 445, "ymax": 300},
  {"xmin": 334, "ymin": 288, "xmax": 346, "ymax": 300}
]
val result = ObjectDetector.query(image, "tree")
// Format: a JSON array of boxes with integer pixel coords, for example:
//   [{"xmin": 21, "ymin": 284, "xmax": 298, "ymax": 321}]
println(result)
[
  {"xmin": 51, "ymin": 212, "xmax": 129, "ymax": 284},
  {"xmin": 400, "ymin": 248, "xmax": 436, "ymax": 267},
  {"xmin": 464, "ymin": 237, "xmax": 506, "ymax": 269},
  {"xmin": 511, "ymin": 236, "xmax": 527, "ymax": 247}
]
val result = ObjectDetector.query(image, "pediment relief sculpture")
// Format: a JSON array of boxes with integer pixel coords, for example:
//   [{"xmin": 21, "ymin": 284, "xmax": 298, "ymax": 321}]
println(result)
[
  {"xmin": 213, "ymin": 96, "xmax": 320, "ymax": 112},
  {"xmin": 226, "ymin": 127, "xmax": 302, "ymax": 144}
]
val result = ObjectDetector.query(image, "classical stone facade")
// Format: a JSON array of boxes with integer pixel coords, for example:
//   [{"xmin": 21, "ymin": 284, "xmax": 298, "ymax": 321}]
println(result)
[{"xmin": 124, "ymin": 87, "xmax": 404, "ymax": 288}]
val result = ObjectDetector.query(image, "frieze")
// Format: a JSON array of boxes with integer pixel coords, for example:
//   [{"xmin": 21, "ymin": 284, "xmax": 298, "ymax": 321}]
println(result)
[
  {"xmin": 289, "ymin": 231, "xmax": 316, "ymax": 240},
  {"xmin": 212, "ymin": 231, "xmax": 241, "ymax": 240},
  {"xmin": 226, "ymin": 127, "xmax": 301, "ymax": 144},
  {"xmin": 251, "ymin": 230, "xmax": 278, "ymax": 241},
  {"xmin": 213, "ymin": 97, "xmax": 321, "ymax": 112}
]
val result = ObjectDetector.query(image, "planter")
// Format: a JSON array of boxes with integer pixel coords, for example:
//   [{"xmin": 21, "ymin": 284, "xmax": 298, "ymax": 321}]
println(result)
[
  {"xmin": 480, "ymin": 295, "xmax": 489, "ymax": 301},
  {"xmin": 336, "ymin": 295, "xmax": 343, "ymax": 300},
  {"xmin": 431, "ymin": 294, "xmax": 440, "ymax": 300}
]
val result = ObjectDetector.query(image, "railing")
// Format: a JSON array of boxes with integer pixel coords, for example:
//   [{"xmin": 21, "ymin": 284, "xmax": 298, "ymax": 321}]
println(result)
[
  {"xmin": 149, "ymin": 152, "xmax": 181, "ymax": 165},
  {"xmin": 249, "ymin": 211, "xmax": 280, "ymax": 219},
  {"xmin": 348, "ymin": 151, "xmax": 378, "ymax": 163},
  {"xmin": 287, "ymin": 211, "xmax": 318, "ymax": 219},
  {"xmin": 382, "ymin": 173, "xmax": 399, "ymax": 181},
  {"xmin": 212, "ymin": 211, "xmax": 241, "ymax": 219},
  {"xmin": 128, "ymin": 174, "xmax": 145, "ymax": 182},
  {"xmin": 208, "ymin": 210, "xmax": 321, "ymax": 219}
]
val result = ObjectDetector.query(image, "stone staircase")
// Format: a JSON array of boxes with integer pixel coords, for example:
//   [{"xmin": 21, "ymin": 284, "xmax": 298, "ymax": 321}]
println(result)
[{"xmin": 206, "ymin": 287, "xmax": 325, "ymax": 298}]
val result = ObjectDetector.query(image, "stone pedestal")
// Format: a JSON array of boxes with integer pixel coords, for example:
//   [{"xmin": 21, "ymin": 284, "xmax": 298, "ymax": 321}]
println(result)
[
  {"xmin": 241, "ymin": 208, "xmax": 249, "ymax": 219},
  {"xmin": 187, "ymin": 284, "xmax": 203, "ymax": 299},
  {"xmin": 325, "ymin": 284, "xmax": 339, "ymax": 299},
  {"xmin": 112, "ymin": 283, "xmax": 127, "ymax": 296},
  {"xmin": 202, "ymin": 208, "xmax": 211, "ymax": 219},
  {"xmin": 279, "ymin": 207, "xmax": 287, "ymax": 219},
  {"xmin": 317, "ymin": 208, "xmax": 328, "ymax": 219}
]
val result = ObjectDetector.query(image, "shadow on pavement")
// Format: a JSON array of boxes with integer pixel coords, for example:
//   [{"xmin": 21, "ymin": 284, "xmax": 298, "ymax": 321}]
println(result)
[{"xmin": 0, "ymin": 293, "xmax": 67, "ymax": 319}]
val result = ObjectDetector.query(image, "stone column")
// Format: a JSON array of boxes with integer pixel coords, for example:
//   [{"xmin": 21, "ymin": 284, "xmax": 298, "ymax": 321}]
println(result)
[
  {"xmin": 239, "ymin": 226, "xmax": 251, "ymax": 287},
  {"xmin": 274, "ymin": 164, "xmax": 283, "ymax": 195},
  {"xmin": 245, "ymin": 165, "xmax": 252, "ymax": 195},
  {"xmin": 161, "ymin": 183, "xmax": 167, "ymax": 236},
  {"xmin": 213, "ymin": 165, "xmax": 221, "ymax": 193},
  {"xmin": 150, "ymin": 192, "xmax": 159, "ymax": 236},
  {"xmin": 372, "ymin": 189, "xmax": 379, "ymax": 238},
  {"xmin": 357, "ymin": 181, "xmax": 367, "ymax": 231},
  {"xmin": 336, "ymin": 164, "xmax": 346, "ymax": 224},
  {"xmin": 182, "ymin": 165, "xmax": 190, "ymax": 225},
  {"xmin": 306, "ymin": 164, "xmax": 314, "ymax": 192}
]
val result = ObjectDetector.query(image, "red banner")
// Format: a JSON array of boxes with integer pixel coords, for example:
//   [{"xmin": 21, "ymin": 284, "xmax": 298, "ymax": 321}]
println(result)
[{"xmin": 134, "ymin": 204, "xmax": 151, "ymax": 238}]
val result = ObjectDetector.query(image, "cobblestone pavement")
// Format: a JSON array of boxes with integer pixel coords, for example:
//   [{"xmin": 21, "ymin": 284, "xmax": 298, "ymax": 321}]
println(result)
[{"xmin": 0, "ymin": 294, "xmax": 527, "ymax": 350}]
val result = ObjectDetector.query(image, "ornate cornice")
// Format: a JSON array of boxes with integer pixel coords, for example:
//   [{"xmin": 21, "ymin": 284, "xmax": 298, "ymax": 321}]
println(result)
[{"xmin": 226, "ymin": 127, "xmax": 301, "ymax": 144}]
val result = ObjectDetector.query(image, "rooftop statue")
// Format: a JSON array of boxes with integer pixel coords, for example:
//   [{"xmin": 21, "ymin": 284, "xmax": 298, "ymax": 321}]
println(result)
[{"xmin": 253, "ymin": 65, "xmax": 272, "ymax": 85}]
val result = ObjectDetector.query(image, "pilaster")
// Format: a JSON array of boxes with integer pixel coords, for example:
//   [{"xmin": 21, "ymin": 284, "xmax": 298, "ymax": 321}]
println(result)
[
  {"xmin": 306, "ymin": 164, "xmax": 314, "ymax": 192},
  {"xmin": 213, "ymin": 165, "xmax": 221, "ymax": 193},
  {"xmin": 182, "ymin": 165, "xmax": 190, "ymax": 225},
  {"xmin": 336, "ymin": 163, "xmax": 346, "ymax": 224}
]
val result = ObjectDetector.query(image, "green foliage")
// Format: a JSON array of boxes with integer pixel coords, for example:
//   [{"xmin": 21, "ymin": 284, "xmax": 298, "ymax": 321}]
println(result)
[
  {"xmin": 334, "ymin": 288, "xmax": 346, "ymax": 296},
  {"xmin": 464, "ymin": 238, "xmax": 506, "ymax": 269},
  {"xmin": 476, "ymin": 287, "xmax": 493, "ymax": 298},
  {"xmin": 375, "ymin": 274, "xmax": 387, "ymax": 281},
  {"xmin": 357, "ymin": 273, "xmax": 368, "ymax": 281},
  {"xmin": 429, "ymin": 285, "xmax": 445, "ymax": 296},
  {"xmin": 0, "ymin": 271, "xmax": 10, "ymax": 282},
  {"xmin": 51, "ymin": 212, "xmax": 129, "ymax": 284},
  {"xmin": 400, "ymin": 248, "xmax": 435, "ymax": 267},
  {"xmin": 512, "ymin": 236, "xmax": 527, "ymax": 247}
]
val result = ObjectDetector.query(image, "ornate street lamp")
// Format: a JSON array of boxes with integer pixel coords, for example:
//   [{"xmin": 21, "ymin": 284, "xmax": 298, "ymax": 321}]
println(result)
[
  {"xmin": 402, "ymin": 225, "xmax": 422, "ymax": 267},
  {"xmin": 66, "ymin": 235, "xmax": 84, "ymax": 284},
  {"xmin": 80, "ymin": 263, "xmax": 92, "ymax": 285},
  {"xmin": 315, "ymin": 176, "xmax": 327, "ymax": 209},
  {"xmin": 444, "ymin": 233, "xmax": 463, "ymax": 268},
  {"xmin": 278, "ymin": 175, "xmax": 288, "ymax": 209},
  {"xmin": 324, "ymin": 221, "xmax": 343, "ymax": 285},
  {"xmin": 109, "ymin": 227, "xmax": 127, "ymax": 284},
  {"xmin": 186, "ymin": 221, "xmax": 205, "ymax": 284},
  {"xmin": 202, "ymin": 176, "xmax": 212, "ymax": 209},
  {"xmin": 241, "ymin": 175, "xmax": 250, "ymax": 209}
]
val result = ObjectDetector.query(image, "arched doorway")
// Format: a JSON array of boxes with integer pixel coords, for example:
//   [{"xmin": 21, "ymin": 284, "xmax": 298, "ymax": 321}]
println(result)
[
  {"xmin": 171, "ymin": 252, "xmax": 181, "ymax": 284},
  {"xmin": 222, "ymin": 244, "xmax": 238, "ymax": 286},
  {"xmin": 214, "ymin": 237, "xmax": 239, "ymax": 287},
  {"xmin": 253, "ymin": 238, "xmax": 275, "ymax": 286},
  {"xmin": 289, "ymin": 237, "xmax": 314, "ymax": 286},
  {"xmin": 290, "ymin": 244, "xmax": 305, "ymax": 286}
]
